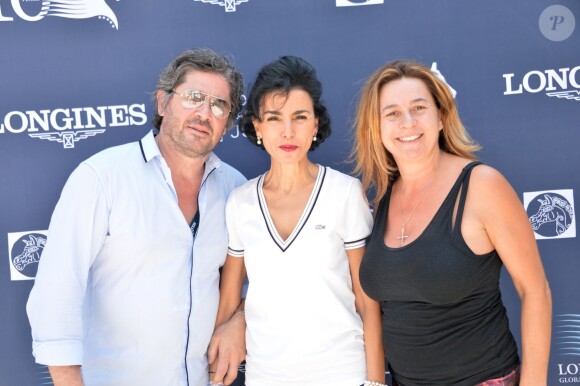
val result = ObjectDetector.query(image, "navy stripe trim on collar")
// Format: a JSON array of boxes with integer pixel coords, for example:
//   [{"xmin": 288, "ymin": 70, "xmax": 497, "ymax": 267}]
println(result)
[{"xmin": 138, "ymin": 139, "xmax": 147, "ymax": 162}]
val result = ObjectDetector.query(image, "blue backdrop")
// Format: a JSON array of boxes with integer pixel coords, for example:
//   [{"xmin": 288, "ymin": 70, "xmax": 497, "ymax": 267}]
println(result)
[{"xmin": 1, "ymin": 1, "xmax": 579, "ymax": 385}]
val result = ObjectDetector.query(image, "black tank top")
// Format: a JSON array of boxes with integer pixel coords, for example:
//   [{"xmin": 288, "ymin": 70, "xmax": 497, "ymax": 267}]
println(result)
[{"xmin": 360, "ymin": 162, "xmax": 519, "ymax": 386}]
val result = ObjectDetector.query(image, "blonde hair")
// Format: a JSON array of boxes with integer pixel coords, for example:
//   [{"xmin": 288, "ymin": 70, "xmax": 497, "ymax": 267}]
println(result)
[{"xmin": 352, "ymin": 60, "xmax": 481, "ymax": 207}]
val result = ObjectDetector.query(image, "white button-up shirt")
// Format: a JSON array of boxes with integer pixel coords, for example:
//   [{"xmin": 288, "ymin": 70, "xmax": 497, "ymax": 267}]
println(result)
[{"xmin": 27, "ymin": 130, "xmax": 246, "ymax": 386}]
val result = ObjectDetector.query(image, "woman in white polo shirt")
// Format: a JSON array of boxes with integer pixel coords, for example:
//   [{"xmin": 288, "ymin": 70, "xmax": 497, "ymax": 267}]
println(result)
[{"xmin": 211, "ymin": 56, "xmax": 385, "ymax": 386}]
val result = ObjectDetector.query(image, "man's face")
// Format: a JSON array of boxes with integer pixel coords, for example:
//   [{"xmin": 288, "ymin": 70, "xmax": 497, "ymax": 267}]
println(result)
[{"xmin": 157, "ymin": 71, "xmax": 231, "ymax": 159}]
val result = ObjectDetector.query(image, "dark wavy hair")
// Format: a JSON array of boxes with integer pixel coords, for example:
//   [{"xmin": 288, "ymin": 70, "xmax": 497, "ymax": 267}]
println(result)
[
  {"xmin": 152, "ymin": 48, "xmax": 244, "ymax": 130},
  {"xmin": 239, "ymin": 56, "xmax": 331, "ymax": 151}
]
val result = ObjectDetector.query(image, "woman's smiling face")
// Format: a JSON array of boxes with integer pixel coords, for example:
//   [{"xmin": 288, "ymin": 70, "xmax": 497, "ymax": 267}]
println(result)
[{"xmin": 379, "ymin": 77, "xmax": 443, "ymax": 163}]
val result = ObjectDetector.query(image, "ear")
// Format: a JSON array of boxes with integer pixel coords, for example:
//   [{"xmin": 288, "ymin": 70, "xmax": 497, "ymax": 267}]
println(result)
[
  {"xmin": 252, "ymin": 118, "xmax": 262, "ymax": 137},
  {"xmin": 438, "ymin": 111, "xmax": 443, "ymax": 131},
  {"xmin": 157, "ymin": 90, "xmax": 169, "ymax": 116},
  {"xmin": 314, "ymin": 117, "xmax": 319, "ymax": 135}
]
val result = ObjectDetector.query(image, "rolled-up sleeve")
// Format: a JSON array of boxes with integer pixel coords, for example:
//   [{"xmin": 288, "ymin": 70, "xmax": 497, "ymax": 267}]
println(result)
[{"xmin": 26, "ymin": 163, "xmax": 109, "ymax": 366}]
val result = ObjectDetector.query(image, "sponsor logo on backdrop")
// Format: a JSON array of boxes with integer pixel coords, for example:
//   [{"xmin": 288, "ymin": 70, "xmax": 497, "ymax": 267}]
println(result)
[
  {"xmin": 220, "ymin": 94, "xmax": 246, "ymax": 141},
  {"xmin": 539, "ymin": 5, "xmax": 575, "ymax": 42},
  {"xmin": 0, "ymin": 0, "xmax": 120, "ymax": 29},
  {"xmin": 336, "ymin": 0, "xmax": 384, "ymax": 6},
  {"xmin": 431, "ymin": 62, "xmax": 457, "ymax": 98},
  {"xmin": 223, "ymin": 123, "xmax": 244, "ymax": 142},
  {"xmin": 503, "ymin": 65, "xmax": 580, "ymax": 101},
  {"xmin": 36, "ymin": 365, "xmax": 52, "ymax": 386},
  {"xmin": 193, "ymin": 0, "xmax": 249, "ymax": 12},
  {"xmin": 556, "ymin": 314, "xmax": 580, "ymax": 383},
  {"xmin": 0, "ymin": 103, "xmax": 147, "ymax": 148},
  {"xmin": 7, "ymin": 230, "xmax": 47, "ymax": 280},
  {"xmin": 524, "ymin": 189, "xmax": 576, "ymax": 240}
]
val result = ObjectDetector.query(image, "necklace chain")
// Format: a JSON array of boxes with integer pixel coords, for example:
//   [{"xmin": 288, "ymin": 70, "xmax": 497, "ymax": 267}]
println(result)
[{"xmin": 396, "ymin": 173, "xmax": 437, "ymax": 247}]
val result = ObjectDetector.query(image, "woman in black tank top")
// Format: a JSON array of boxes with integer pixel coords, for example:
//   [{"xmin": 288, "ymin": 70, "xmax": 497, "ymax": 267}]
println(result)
[{"xmin": 352, "ymin": 60, "xmax": 552, "ymax": 386}]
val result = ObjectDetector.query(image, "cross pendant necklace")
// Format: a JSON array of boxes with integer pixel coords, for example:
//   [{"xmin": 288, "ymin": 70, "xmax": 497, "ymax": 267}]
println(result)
[
  {"xmin": 397, "ymin": 223, "xmax": 409, "ymax": 245},
  {"xmin": 396, "ymin": 172, "xmax": 437, "ymax": 247}
]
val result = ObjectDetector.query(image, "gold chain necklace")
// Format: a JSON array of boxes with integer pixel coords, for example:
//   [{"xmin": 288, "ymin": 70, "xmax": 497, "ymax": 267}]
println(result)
[{"xmin": 396, "ymin": 172, "xmax": 437, "ymax": 247}]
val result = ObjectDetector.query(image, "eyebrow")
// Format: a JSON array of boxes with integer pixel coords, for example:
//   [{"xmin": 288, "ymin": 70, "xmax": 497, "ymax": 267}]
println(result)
[
  {"xmin": 381, "ymin": 97, "xmax": 429, "ymax": 112},
  {"xmin": 262, "ymin": 109, "xmax": 313, "ymax": 116}
]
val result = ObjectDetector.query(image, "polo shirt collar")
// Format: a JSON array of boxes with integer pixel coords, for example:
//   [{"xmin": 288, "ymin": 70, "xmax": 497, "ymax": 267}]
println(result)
[
  {"xmin": 139, "ymin": 130, "xmax": 161, "ymax": 163},
  {"xmin": 138, "ymin": 130, "xmax": 222, "ymax": 176}
]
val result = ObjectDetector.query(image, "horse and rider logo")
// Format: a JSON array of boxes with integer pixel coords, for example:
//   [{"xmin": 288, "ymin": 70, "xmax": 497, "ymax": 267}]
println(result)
[
  {"xmin": 7, "ymin": 231, "xmax": 47, "ymax": 280},
  {"xmin": 524, "ymin": 190, "xmax": 575, "ymax": 239}
]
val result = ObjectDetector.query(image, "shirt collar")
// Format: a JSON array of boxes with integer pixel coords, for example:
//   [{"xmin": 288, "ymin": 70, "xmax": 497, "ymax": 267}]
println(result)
[
  {"xmin": 204, "ymin": 152, "xmax": 221, "ymax": 174},
  {"xmin": 138, "ymin": 129, "xmax": 222, "ymax": 178},
  {"xmin": 139, "ymin": 130, "xmax": 161, "ymax": 163}
]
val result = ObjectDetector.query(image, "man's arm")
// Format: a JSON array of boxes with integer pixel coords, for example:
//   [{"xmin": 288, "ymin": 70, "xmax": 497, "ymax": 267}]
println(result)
[
  {"xmin": 208, "ymin": 255, "xmax": 246, "ymax": 385},
  {"xmin": 48, "ymin": 366, "xmax": 84, "ymax": 386},
  {"xmin": 27, "ymin": 164, "xmax": 108, "ymax": 379}
]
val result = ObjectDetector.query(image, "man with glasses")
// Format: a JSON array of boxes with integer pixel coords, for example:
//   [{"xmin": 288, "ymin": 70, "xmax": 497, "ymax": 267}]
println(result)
[{"xmin": 27, "ymin": 48, "xmax": 247, "ymax": 386}]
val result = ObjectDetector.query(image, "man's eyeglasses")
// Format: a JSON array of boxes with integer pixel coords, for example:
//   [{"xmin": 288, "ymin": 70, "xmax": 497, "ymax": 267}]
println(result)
[{"xmin": 170, "ymin": 89, "xmax": 231, "ymax": 120}]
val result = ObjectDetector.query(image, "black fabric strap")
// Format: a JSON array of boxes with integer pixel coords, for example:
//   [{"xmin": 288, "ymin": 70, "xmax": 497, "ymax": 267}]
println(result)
[{"xmin": 453, "ymin": 161, "xmax": 483, "ymax": 234}]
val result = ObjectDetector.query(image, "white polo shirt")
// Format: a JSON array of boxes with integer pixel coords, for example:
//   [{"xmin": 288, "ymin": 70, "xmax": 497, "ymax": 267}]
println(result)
[
  {"xmin": 226, "ymin": 165, "xmax": 373, "ymax": 386},
  {"xmin": 27, "ymin": 130, "xmax": 246, "ymax": 386}
]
